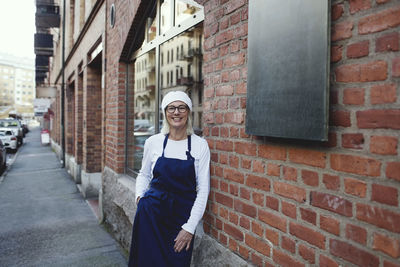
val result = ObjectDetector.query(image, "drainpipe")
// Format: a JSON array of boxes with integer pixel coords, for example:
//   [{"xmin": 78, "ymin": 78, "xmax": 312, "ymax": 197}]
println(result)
[{"xmin": 61, "ymin": 0, "xmax": 66, "ymax": 168}]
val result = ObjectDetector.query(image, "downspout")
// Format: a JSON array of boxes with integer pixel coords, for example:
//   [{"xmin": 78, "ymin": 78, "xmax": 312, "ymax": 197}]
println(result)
[{"xmin": 61, "ymin": 0, "xmax": 66, "ymax": 167}]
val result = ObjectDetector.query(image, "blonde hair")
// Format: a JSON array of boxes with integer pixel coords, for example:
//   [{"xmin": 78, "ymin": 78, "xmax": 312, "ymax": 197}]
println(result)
[{"xmin": 160, "ymin": 108, "xmax": 194, "ymax": 135}]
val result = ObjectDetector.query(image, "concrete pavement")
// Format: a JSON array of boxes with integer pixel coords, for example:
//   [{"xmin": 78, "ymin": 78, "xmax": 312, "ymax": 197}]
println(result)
[{"xmin": 0, "ymin": 126, "xmax": 128, "ymax": 267}]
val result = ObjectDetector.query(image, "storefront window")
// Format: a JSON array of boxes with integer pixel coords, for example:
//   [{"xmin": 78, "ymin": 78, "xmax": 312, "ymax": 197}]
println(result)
[{"xmin": 126, "ymin": 0, "xmax": 204, "ymax": 174}]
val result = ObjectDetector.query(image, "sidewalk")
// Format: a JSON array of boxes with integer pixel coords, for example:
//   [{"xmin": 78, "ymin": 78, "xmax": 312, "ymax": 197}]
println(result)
[{"xmin": 0, "ymin": 126, "xmax": 128, "ymax": 267}]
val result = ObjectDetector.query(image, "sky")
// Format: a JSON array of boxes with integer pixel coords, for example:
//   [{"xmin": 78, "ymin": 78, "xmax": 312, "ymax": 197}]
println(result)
[{"xmin": 0, "ymin": 0, "xmax": 36, "ymax": 59}]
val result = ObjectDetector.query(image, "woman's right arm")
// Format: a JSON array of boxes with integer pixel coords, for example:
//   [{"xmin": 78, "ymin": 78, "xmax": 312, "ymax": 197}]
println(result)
[{"xmin": 135, "ymin": 138, "xmax": 153, "ymax": 202}]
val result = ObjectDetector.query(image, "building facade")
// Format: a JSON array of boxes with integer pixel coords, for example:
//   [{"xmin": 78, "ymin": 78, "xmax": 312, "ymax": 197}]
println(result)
[
  {"xmin": 44, "ymin": 0, "xmax": 400, "ymax": 266},
  {"xmin": 0, "ymin": 53, "xmax": 35, "ymax": 118}
]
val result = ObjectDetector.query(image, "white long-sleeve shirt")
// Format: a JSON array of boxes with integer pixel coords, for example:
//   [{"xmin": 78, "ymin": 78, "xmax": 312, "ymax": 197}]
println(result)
[{"xmin": 135, "ymin": 133, "xmax": 210, "ymax": 234}]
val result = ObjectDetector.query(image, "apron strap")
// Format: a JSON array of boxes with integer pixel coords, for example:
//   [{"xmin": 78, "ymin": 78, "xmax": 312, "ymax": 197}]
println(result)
[{"xmin": 162, "ymin": 134, "xmax": 169, "ymax": 157}]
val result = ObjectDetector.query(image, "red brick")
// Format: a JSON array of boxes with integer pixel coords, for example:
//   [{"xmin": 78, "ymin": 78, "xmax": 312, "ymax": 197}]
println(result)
[
  {"xmin": 330, "ymin": 239, "xmax": 379, "ymax": 267},
  {"xmin": 331, "ymin": 4, "xmax": 344, "ymax": 21},
  {"xmin": 215, "ymin": 192, "xmax": 233, "ymax": 208},
  {"xmin": 335, "ymin": 61, "xmax": 388, "ymax": 82},
  {"xmin": 300, "ymin": 207, "xmax": 316, "ymax": 225},
  {"xmin": 258, "ymin": 209, "xmax": 286, "ymax": 232},
  {"xmin": 234, "ymin": 199, "xmax": 257, "ymax": 218},
  {"xmin": 331, "ymin": 45, "xmax": 343, "ymax": 63},
  {"xmin": 219, "ymin": 233, "xmax": 228, "ymax": 245},
  {"xmin": 282, "ymin": 201, "xmax": 297, "ymax": 219},
  {"xmin": 384, "ymin": 260, "xmax": 400, "ymax": 267},
  {"xmin": 288, "ymin": 148, "xmax": 326, "ymax": 168},
  {"xmin": 386, "ymin": 162, "xmax": 400, "ymax": 181},
  {"xmin": 393, "ymin": 56, "xmax": 400, "ymax": 77},
  {"xmin": 251, "ymin": 221, "xmax": 264, "ymax": 237},
  {"xmin": 332, "ymin": 21, "xmax": 353, "ymax": 41},
  {"xmin": 371, "ymin": 135, "xmax": 398, "ymax": 155},
  {"xmin": 229, "ymin": 155, "xmax": 239, "ymax": 168},
  {"xmin": 357, "ymin": 203, "xmax": 400, "ymax": 233},
  {"xmin": 373, "ymin": 232, "xmax": 400, "ymax": 258},
  {"xmin": 319, "ymin": 254, "xmax": 339, "ymax": 267},
  {"xmin": 239, "ymin": 216, "xmax": 250, "ymax": 230},
  {"xmin": 216, "ymin": 140, "xmax": 233, "ymax": 151},
  {"xmin": 330, "ymin": 110, "xmax": 351, "ymax": 127},
  {"xmin": 283, "ymin": 166, "xmax": 297, "ymax": 181},
  {"xmin": 299, "ymin": 244, "xmax": 315, "ymax": 264},
  {"xmin": 240, "ymin": 186, "xmax": 250, "ymax": 200},
  {"xmin": 250, "ymin": 252, "xmax": 263, "ymax": 267},
  {"xmin": 346, "ymin": 224, "xmax": 367, "ymax": 245},
  {"xmin": 274, "ymin": 181, "xmax": 306, "ymax": 203},
  {"xmin": 224, "ymin": 0, "xmax": 246, "ymax": 14},
  {"xmin": 371, "ymin": 83, "xmax": 397, "ymax": 104},
  {"xmin": 235, "ymin": 141, "xmax": 257, "ymax": 156},
  {"xmin": 258, "ymin": 144, "xmax": 286, "ymax": 161},
  {"xmin": 359, "ymin": 6, "xmax": 400, "ymax": 34},
  {"xmin": 344, "ymin": 177, "xmax": 367, "ymax": 198},
  {"xmin": 223, "ymin": 167, "xmax": 244, "ymax": 183},
  {"xmin": 266, "ymin": 196, "xmax": 279, "ymax": 211},
  {"xmin": 273, "ymin": 249, "xmax": 305, "ymax": 267},
  {"xmin": 224, "ymin": 52, "xmax": 245, "ymax": 68},
  {"xmin": 322, "ymin": 174, "xmax": 340, "ymax": 191},
  {"xmin": 343, "ymin": 87, "xmax": 365, "ymax": 105},
  {"xmin": 376, "ymin": 0, "xmax": 390, "ymax": 4},
  {"xmin": 267, "ymin": 163, "xmax": 280, "ymax": 177},
  {"xmin": 265, "ymin": 228, "xmax": 279, "ymax": 246},
  {"xmin": 349, "ymin": 0, "xmax": 372, "ymax": 14},
  {"xmin": 376, "ymin": 32, "xmax": 399, "ymax": 52},
  {"xmin": 216, "ymin": 85, "xmax": 233, "ymax": 96},
  {"xmin": 357, "ymin": 109, "xmax": 400, "ymax": 129},
  {"xmin": 347, "ymin": 40, "xmax": 369, "ymax": 58},
  {"xmin": 289, "ymin": 222, "xmax": 325, "ymax": 249},
  {"xmin": 224, "ymin": 222, "xmax": 244, "ymax": 241},
  {"xmin": 371, "ymin": 183, "xmax": 398, "ymax": 206},
  {"xmin": 252, "ymin": 192, "xmax": 264, "ymax": 207},
  {"xmin": 224, "ymin": 112, "xmax": 244, "ymax": 124},
  {"xmin": 238, "ymin": 244, "xmax": 249, "ymax": 259},
  {"xmin": 252, "ymin": 160, "xmax": 264, "ymax": 174},
  {"xmin": 330, "ymin": 153, "xmax": 381, "ymax": 177},
  {"xmin": 216, "ymin": 29, "xmax": 234, "ymax": 45},
  {"xmin": 320, "ymin": 215, "xmax": 340, "ymax": 236},
  {"xmin": 282, "ymin": 236, "xmax": 296, "ymax": 254},
  {"xmin": 342, "ymin": 133, "xmax": 364, "ymax": 149},
  {"xmin": 246, "ymin": 174, "xmax": 270, "ymax": 192},
  {"xmin": 301, "ymin": 169, "xmax": 319, "ymax": 186},
  {"xmin": 311, "ymin": 191, "xmax": 353, "ymax": 217},
  {"xmin": 229, "ymin": 237, "xmax": 238, "ymax": 252}
]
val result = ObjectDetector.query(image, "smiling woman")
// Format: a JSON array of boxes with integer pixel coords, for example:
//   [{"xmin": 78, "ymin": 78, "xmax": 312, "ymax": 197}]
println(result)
[{"xmin": 0, "ymin": 0, "xmax": 35, "ymax": 58}]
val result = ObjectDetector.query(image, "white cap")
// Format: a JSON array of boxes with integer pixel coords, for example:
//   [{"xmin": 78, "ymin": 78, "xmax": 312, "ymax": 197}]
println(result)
[{"xmin": 161, "ymin": 91, "xmax": 192, "ymax": 111}]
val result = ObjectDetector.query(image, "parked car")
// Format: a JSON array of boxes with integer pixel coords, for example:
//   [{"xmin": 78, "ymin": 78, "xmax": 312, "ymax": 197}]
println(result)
[
  {"xmin": 0, "ymin": 130, "xmax": 18, "ymax": 152},
  {"xmin": 0, "ymin": 119, "xmax": 23, "ymax": 147},
  {"xmin": 0, "ymin": 139, "xmax": 6, "ymax": 174}
]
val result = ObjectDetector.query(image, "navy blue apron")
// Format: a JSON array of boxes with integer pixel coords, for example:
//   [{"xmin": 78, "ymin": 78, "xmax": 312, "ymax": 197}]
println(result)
[{"xmin": 129, "ymin": 134, "xmax": 197, "ymax": 267}]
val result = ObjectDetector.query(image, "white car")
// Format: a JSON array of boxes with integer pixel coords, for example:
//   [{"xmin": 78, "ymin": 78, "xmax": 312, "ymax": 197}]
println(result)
[{"xmin": 0, "ymin": 129, "xmax": 18, "ymax": 152}]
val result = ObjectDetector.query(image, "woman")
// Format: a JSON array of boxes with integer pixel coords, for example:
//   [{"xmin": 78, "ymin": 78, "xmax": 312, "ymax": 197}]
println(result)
[{"xmin": 129, "ymin": 91, "xmax": 210, "ymax": 267}]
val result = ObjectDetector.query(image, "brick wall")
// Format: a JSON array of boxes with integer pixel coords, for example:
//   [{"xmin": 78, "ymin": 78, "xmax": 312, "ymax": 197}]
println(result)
[
  {"xmin": 75, "ymin": 73, "xmax": 84, "ymax": 164},
  {"xmin": 202, "ymin": 0, "xmax": 400, "ymax": 266},
  {"xmin": 104, "ymin": 0, "xmax": 139, "ymax": 174},
  {"xmin": 83, "ymin": 64, "xmax": 103, "ymax": 172}
]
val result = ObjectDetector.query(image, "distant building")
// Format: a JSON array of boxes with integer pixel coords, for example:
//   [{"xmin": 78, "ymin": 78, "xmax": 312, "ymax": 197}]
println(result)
[{"xmin": 0, "ymin": 53, "xmax": 35, "ymax": 118}]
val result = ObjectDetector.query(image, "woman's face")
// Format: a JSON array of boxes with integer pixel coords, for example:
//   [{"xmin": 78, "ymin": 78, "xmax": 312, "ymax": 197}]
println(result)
[{"xmin": 165, "ymin": 101, "xmax": 189, "ymax": 131}]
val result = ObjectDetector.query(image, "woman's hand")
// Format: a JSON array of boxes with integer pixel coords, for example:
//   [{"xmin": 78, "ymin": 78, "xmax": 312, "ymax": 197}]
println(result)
[
  {"xmin": 136, "ymin": 197, "xmax": 141, "ymax": 204},
  {"xmin": 174, "ymin": 229, "xmax": 193, "ymax": 253}
]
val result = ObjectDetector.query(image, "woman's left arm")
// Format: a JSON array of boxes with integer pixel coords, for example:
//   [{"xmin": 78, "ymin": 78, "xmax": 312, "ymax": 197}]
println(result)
[{"xmin": 181, "ymin": 138, "xmax": 210, "ymax": 233}]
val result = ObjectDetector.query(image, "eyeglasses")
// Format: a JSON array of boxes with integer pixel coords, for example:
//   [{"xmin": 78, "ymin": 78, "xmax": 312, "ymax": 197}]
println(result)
[{"xmin": 166, "ymin": 105, "xmax": 188, "ymax": 114}]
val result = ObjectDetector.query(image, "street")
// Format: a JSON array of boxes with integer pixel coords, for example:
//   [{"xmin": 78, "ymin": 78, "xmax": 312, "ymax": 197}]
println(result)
[{"xmin": 0, "ymin": 126, "xmax": 128, "ymax": 267}]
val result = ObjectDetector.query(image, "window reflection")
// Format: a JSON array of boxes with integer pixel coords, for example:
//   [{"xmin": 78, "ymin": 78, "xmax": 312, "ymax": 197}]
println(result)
[
  {"xmin": 160, "ymin": 0, "xmax": 173, "ymax": 34},
  {"xmin": 160, "ymin": 23, "xmax": 203, "ymax": 135},
  {"xmin": 175, "ymin": 0, "xmax": 202, "ymax": 25},
  {"xmin": 132, "ymin": 49, "xmax": 156, "ymax": 172},
  {"xmin": 127, "ymin": 0, "xmax": 204, "ymax": 174}
]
